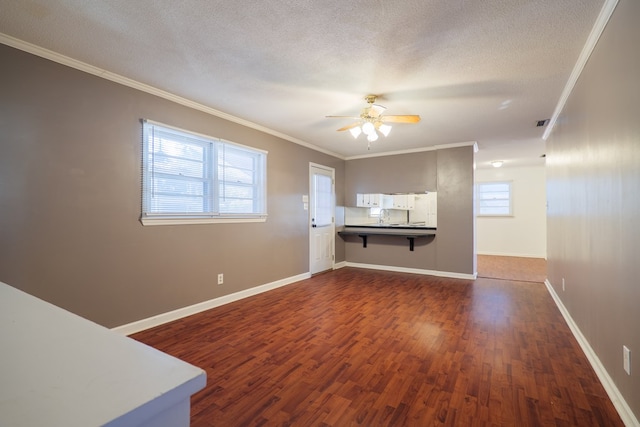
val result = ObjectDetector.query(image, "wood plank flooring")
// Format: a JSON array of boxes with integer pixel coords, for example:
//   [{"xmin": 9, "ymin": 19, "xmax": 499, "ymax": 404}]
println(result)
[{"xmin": 132, "ymin": 268, "xmax": 623, "ymax": 426}]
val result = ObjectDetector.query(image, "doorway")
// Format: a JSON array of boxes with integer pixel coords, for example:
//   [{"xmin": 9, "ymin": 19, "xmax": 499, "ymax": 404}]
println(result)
[{"xmin": 309, "ymin": 163, "xmax": 335, "ymax": 275}]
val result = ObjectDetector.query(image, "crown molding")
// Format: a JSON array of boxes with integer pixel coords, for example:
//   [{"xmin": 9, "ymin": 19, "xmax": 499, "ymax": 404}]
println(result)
[
  {"xmin": 0, "ymin": 33, "xmax": 482, "ymax": 162},
  {"xmin": 0, "ymin": 32, "xmax": 344, "ymax": 160},
  {"xmin": 543, "ymin": 0, "xmax": 620, "ymax": 140},
  {"xmin": 345, "ymin": 141, "xmax": 477, "ymax": 160}
]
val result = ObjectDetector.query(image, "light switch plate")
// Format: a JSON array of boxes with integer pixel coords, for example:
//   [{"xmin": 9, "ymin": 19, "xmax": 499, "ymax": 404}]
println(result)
[{"xmin": 623, "ymin": 345, "xmax": 631, "ymax": 375}]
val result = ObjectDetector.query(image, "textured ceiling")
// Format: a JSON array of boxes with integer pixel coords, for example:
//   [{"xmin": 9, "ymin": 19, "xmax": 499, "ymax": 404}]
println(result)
[{"xmin": 0, "ymin": 0, "xmax": 605, "ymax": 166}]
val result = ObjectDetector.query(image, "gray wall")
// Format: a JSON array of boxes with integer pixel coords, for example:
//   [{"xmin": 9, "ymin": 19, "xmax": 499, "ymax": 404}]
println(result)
[
  {"xmin": 0, "ymin": 44, "xmax": 344, "ymax": 328},
  {"xmin": 344, "ymin": 146, "xmax": 475, "ymax": 275},
  {"xmin": 0, "ymin": 42, "xmax": 476, "ymax": 330},
  {"xmin": 546, "ymin": 0, "xmax": 640, "ymax": 419}
]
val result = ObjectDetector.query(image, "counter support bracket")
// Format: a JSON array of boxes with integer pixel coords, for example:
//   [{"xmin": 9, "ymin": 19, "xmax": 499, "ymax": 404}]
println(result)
[{"xmin": 339, "ymin": 230, "xmax": 434, "ymax": 252}]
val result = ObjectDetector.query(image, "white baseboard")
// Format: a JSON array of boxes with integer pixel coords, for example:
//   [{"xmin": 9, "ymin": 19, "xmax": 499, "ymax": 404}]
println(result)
[
  {"xmin": 477, "ymin": 251, "xmax": 547, "ymax": 259},
  {"xmin": 112, "ymin": 272, "xmax": 311, "ymax": 336},
  {"xmin": 333, "ymin": 261, "xmax": 347, "ymax": 269},
  {"xmin": 544, "ymin": 280, "xmax": 638, "ymax": 427},
  {"xmin": 112, "ymin": 263, "xmax": 473, "ymax": 336},
  {"xmin": 345, "ymin": 262, "xmax": 477, "ymax": 280}
]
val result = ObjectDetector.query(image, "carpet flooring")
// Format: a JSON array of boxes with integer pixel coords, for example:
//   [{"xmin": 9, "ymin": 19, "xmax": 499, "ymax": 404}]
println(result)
[{"xmin": 477, "ymin": 255, "xmax": 547, "ymax": 283}]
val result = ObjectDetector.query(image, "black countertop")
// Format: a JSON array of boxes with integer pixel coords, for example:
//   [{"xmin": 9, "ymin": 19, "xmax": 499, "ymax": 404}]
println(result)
[{"xmin": 344, "ymin": 223, "xmax": 436, "ymax": 230}]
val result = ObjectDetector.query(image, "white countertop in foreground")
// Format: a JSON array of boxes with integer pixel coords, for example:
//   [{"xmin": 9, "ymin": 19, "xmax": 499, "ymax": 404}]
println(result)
[{"xmin": 0, "ymin": 282, "xmax": 206, "ymax": 427}]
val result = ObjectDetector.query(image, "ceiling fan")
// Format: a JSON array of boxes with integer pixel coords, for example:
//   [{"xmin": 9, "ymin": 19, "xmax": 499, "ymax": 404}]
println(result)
[{"xmin": 327, "ymin": 95, "xmax": 421, "ymax": 149}]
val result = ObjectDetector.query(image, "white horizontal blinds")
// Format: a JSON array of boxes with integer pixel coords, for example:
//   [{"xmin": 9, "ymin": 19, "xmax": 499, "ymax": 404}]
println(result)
[
  {"xmin": 477, "ymin": 182, "xmax": 512, "ymax": 215},
  {"xmin": 145, "ymin": 124, "xmax": 211, "ymax": 214},
  {"xmin": 142, "ymin": 120, "xmax": 266, "ymax": 220},
  {"xmin": 217, "ymin": 143, "xmax": 265, "ymax": 215}
]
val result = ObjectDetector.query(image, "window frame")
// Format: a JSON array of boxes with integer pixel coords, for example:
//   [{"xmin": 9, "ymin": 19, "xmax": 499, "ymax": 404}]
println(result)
[
  {"xmin": 476, "ymin": 181, "xmax": 513, "ymax": 217},
  {"xmin": 141, "ymin": 120, "xmax": 268, "ymax": 226}
]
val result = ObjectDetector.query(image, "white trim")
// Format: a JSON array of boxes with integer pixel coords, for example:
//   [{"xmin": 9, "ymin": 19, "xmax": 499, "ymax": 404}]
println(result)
[
  {"xmin": 345, "ymin": 262, "xmax": 477, "ymax": 280},
  {"xmin": 544, "ymin": 279, "xmax": 639, "ymax": 427},
  {"xmin": 111, "ymin": 272, "xmax": 310, "ymax": 336},
  {"xmin": 345, "ymin": 141, "xmax": 477, "ymax": 160},
  {"xmin": 0, "ymin": 34, "xmax": 481, "ymax": 162},
  {"xmin": 476, "ymin": 180, "xmax": 513, "ymax": 217},
  {"xmin": 143, "ymin": 118, "xmax": 269, "ymax": 155},
  {"xmin": 0, "ymin": 33, "xmax": 343, "ymax": 160},
  {"xmin": 543, "ymin": 0, "xmax": 620, "ymax": 140},
  {"xmin": 112, "ymin": 264, "xmax": 474, "ymax": 336},
  {"xmin": 308, "ymin": 161, "xmax": 335, "ymax": 172},
  {"xmin": 477, "ymin": 251, "xmax": 547, "ymax": 259},
  {"xmin": 309, "ymin": 163, "xmax": 336, "ymax": 275},
  {"xmin": 140, "ymin": 216, "xmax": 267, "ymax": 226}
]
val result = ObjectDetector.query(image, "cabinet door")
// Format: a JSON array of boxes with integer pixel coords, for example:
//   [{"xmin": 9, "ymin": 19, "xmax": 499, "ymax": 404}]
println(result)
[
  {"xmin": 406, "ymin": 194, "xmax": 415, "ymax": 210},
  {"xmin": 369, "ymin": 193, "xmax": 381, "ymax": 207},
  {"xmin": 425, "ymin": 192, "xmax": 437, "ymax": 227},
  {"xmin": 392, "ymin": 194, "xmax": 407, "ymax": 209},
  {"xmin": 356, "ymin": 193, "xmax": 366, "ymax": 207},
  {"xmin": 381, "ymin": 194, "xmax": 393, "ymax": 209}
]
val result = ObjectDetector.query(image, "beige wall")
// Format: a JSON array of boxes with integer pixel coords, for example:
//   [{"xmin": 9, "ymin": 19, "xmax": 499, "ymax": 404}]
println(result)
[
  {"xmin": 343, "ymin": 146, "xmax": 475, "ymax": 275},
  {"xmin": 476, "ymin": 165, "xmax": 547, "ymax": 258},
  {"xmin": 0, "ymin": 44, "xmax": 344, "ymax": 328},
  {"xmin": 546, "ymin": 0, "xmax": 639, "ymax": 419}
]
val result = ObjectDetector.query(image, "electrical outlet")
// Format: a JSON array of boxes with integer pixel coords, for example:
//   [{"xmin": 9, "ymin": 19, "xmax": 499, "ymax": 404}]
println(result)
[
  {"xmin": 562, "ymin": 277, "xmax": 565, "ymax": 292},
  {"xmin": 217, "ymin": 273, "xmax": 224, "ymax": 285},
  {"xmin": 623, "ymin": 345, "xmax": 631, "ymax": 375}
]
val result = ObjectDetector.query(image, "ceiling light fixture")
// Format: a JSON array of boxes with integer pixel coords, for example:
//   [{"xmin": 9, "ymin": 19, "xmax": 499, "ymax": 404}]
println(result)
[
  {"xmin": 378, "ymin": 124, "xmax": 392, "ymax": 137},
  {"xmin": 350, "ymin": 119, "xmax": 390, "ymax": 148},
  {"xmin": 362, "ymin": 121, "xmax": 376, "ymax": 135},
  {"xmin": 327, "ymin": 95, "xmax": 420, "ymax": 150},
  {"xmin": 491, "ymin": 160, "xmax": 504, "ymax": 168}
]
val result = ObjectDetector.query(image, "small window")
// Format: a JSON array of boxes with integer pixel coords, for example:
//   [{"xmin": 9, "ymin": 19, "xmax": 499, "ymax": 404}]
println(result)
[
  {"xmin": 369, "ymin": 207, "xmax": 382, "ymax": 217},
  {"xmin": 477, "ymin": 181, "xmax": 512, "ymax": 216},
  {"xmin": 141, "ymin": 120, "xmax": 267, "ymax": 225}
]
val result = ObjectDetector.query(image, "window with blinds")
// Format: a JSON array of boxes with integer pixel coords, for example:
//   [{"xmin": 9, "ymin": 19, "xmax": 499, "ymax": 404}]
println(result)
[
  {"xmin": 476, "ymin": 181, "xmax": 513, "ymax": 216},
  {"xmin": 141, "ymin": 120, "xmax": 267, "ymax": 225}
]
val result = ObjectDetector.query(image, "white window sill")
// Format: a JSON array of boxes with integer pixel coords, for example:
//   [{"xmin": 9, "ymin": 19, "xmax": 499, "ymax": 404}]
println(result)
[{"xmin": 140, "ymin": 216, "xmax": 267, "ymax": 226}]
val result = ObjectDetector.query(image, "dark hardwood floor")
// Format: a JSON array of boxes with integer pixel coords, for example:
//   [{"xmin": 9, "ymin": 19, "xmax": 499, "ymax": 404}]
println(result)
[{"xmin": 132, "ymin": 268, "xmax": 623, "ymax": 426}]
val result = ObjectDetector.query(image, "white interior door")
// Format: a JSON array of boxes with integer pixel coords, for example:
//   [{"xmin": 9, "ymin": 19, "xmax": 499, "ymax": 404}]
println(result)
[{"xmin": 309, "ymin": 164, "xmax": 335, "ymax": 275}]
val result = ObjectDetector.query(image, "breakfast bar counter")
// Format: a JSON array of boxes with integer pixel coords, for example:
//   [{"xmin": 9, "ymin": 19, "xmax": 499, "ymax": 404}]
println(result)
[
  {"xmin": 339, "ymin": 224, "xmax": 436, "ymax": 251},
  {"xmin": 0, "ymin": 282, "xmax": 206, "ymax": 427}
]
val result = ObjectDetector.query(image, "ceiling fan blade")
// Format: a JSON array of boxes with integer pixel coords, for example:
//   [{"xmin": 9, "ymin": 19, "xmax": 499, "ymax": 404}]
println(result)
[
  {"xmin": 336, "ymin": 122, "xmax": 361, "ymax": 132},
  {"xmin": 326, "ymin": 115, "xmax": 360, "ymax": 119},
  {"xmin": 381, "ymin": 115, "xmax": 421, "ymax": 124}
]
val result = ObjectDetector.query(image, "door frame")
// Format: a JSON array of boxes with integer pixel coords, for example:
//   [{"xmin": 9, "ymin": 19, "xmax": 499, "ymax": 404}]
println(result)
[{"xmin": 309, "ymin": 162, "xmax": 335, "ymax": 275}]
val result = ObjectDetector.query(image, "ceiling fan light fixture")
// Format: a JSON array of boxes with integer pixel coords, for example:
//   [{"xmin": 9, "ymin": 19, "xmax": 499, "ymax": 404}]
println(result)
[
  {"xmin": 378, "ymin": 124, "xmax": 392, "ymax": 137},
  {"xmin": 491, "ymin": 160, "xmax": 504, "ymax": 168},
  {"xmin": 327, "ymin": 94, "xmax": 419, "ymax": 148},
  {"xmin": 362, "ymin": 122, "xmax": 375, "ymax": 136},
  {"xmin": 370, "ymin": 104, "xmax": 386, "ymax": 116}
]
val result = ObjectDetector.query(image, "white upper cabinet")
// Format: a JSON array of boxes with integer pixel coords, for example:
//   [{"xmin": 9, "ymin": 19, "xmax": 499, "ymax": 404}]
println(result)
[
  {"xmin": 369, "ymin": 193, "xmax": 382, "ymax": 207},
  {"xmin": 391, "ymin": 194, "xmax": 415, "ymax": 210},
  {"xmin": 356, "ymin": 193, "xmax": 385, "ymax": 207},
  {"xmin": 356, "ymin": 193, "xmax": 415, "ymax": 210}
]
